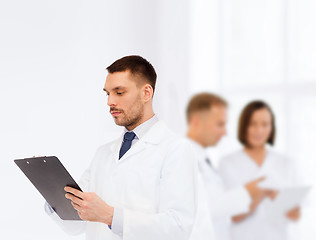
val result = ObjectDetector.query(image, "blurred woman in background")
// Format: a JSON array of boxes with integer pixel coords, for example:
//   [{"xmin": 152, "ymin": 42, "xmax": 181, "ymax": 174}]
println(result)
[{"xmin": 219, "ymin": 100, "xmax": 300, "ymax": 240}]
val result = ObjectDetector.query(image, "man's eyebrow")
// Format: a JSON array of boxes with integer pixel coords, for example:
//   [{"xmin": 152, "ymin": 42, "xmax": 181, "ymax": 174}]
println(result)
[{"xmin": 103, "ymin": 86, "xmax": 127, "ymax": 92}]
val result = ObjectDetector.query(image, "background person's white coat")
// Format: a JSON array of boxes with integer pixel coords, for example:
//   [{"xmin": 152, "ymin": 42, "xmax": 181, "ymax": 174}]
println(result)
[
  {"xmin": 189, "ymin": 139, "xmax": 251, "ymax": 240},
  {"xmin": 219, "ymin": 149, "xmax": 300, "ymax": 240}
]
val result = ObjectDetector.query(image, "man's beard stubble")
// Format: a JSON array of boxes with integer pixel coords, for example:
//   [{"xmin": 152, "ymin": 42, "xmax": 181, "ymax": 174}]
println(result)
[{"xmin": 110, "ymin": 98, "xmax": 144, "ymax": 129}]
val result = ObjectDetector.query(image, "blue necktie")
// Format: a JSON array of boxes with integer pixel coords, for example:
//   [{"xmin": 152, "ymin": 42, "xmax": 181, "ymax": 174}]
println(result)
[
  {"xmin": 205, "ymin": 157, "xmax": 212, "ymax": 166},
  {"xmin": 119, "ymin": 131, "xmax": 136, "ymax": 159}
]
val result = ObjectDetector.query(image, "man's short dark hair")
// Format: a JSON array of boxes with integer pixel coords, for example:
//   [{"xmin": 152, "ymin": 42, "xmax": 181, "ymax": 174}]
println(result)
[
  {"xmin": 238, "ymin": 100, "xmax": 276, "ymax": 146},
  {"xmin": 106, "ymin": 55, "xmax": 157, "ymax": 94},
  {"xmin": 186, "ymin": 92, "xmax": 228, "ymax": 123}
]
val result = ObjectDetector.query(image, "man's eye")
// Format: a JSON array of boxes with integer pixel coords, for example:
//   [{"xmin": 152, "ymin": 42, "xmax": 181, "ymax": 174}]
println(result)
[{"xmin": 117, "ymin": 92, "xmax": 124, "ymax": 95}]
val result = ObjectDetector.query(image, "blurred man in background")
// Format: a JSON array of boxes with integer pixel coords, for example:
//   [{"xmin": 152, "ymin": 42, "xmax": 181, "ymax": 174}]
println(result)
[{"xmin": 186, "ymin": 93, "xmax": 268, "ymax": 240}]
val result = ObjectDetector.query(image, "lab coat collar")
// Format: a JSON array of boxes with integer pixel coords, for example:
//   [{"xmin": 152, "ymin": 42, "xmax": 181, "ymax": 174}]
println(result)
[
  {"xmin": 187, "ymin": 138, "xmax": 216, "ymax": 169},
  {"xmin": 123, "ymin": 115, "xmax": 159, "ymax": 141},
  {"xmin": 110, "ymin": 120, "xmax": 166, "ymax": 162},
  {"xmin": 140, "ymin": 120, "xmax": 166, "ymax": 145}
]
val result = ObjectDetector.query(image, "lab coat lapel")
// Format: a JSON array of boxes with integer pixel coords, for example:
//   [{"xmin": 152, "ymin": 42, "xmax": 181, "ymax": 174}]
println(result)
[
  {"xmin": 119, "ymin": 121, "xmax": 165, "ymax": 162},
  {"xmin": 109, "ymin": 134, "xmax": 147, "ymax": 163},
  {"xmin": 110, "ymin": 137, "xmax": 122, "ymax": 162},
  {"xmin": 119, "ymin": 140, "xmax": 147, "ymax": 161}
]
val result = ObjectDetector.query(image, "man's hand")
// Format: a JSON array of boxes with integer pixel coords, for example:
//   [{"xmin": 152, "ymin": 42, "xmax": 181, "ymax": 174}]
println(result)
[
  {"xmin": 245, "ymin": 177, "xmax": 278, "ymax": 210},
  {"xmin": 64, "ymin": 186, "xmax": 114, "ymax": 225},
  {"xmin": 233, "ymin": 177, "xmax": 278, "ymax": 223},
  {"xmin": 265, "ymin": 189, "xmax": 279, "ymax": 201},
  {"xmin": 245, "ymin": 177, "xmax": 265, "ymax": 202},
  {"xmin": 286, "ymin": 206, "xmax": 301, "ymax": 221}
]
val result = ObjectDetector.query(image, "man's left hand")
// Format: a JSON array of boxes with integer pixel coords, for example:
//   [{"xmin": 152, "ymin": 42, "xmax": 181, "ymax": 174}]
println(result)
[{"xmin": 64, "ymin": 186, "xmax": 114, "ymax": 225}]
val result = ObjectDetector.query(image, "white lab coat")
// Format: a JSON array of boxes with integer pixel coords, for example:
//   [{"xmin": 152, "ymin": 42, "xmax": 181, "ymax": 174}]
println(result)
[
  {"xmin": 189, "ymin": 173, "xmax": 216, "ymax": 240},
  {"xmin": 47, "ymin": 121, "xmax": 197, "ymax": 240},
  {"xmin": 189, "ymin": 140, "xmax": 251, "ymax": 240},
  {"xmin": 188, "ymin": 142, "xmax": 216, "ymax": 240},
  {"xmin": 219, "ymin": 149, "xmax": 297, "ymax": 240}
]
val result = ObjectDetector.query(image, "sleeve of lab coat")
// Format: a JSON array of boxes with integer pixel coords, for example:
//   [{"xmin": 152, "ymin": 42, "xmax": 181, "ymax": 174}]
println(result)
[
  {"xmin": 214, "ymin": 155, "xmax": 251, "ymax": 219},
  {"xmin": 44, "ymin": 167, "xmax": 90, "ymax": 235},
  {"xmin": 119, "ymin": 139, "xmax": 197, "ymax": 240}
]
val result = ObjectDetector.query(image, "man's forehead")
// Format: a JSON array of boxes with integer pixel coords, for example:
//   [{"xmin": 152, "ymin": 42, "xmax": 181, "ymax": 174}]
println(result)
[
  {"xmin": 106, "ymin": 71, "xmax": 128, "ymax": 82},
  {"xmin": 104, "ymin": 70, "xmax": 145, "ymax": 91},
  {"xmin": 200, "ymin": 105, "xmax": 227, "ymax": 118},
  {"xmin": 209, "ymin": 104, "xmax": 227, "ymax": 113},
  {"xmin": 104, "ymin": 72, "xmax": 132, "ymax": 88}
]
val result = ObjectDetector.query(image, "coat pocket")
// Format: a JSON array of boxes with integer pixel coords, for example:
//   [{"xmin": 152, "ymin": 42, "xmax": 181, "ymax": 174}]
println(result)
[{"xmin": 123, "ymin": 167, "xmax": 159, "ymax": 212}]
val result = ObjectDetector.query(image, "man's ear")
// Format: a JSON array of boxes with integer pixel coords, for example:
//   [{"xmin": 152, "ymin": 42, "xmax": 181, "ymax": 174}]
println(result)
[
  {"xmin": 143, "ymin": 84, "xmax": 154, "ymax": 102},
  {"xmin": 189, "ymin": 114, "xmax": 200, "ymax": 127}
]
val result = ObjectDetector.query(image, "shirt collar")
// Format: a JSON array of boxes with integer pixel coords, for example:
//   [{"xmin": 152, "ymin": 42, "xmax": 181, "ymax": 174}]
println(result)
[
  {"xmin": 188, "ymin": 138, "xmax": 207, "ymax": 158},
  {"xmin": 124, "ymin": 114, "xmax": 159, "ymax": 140},
  {"xmin": 187, "ymin": 138, "xmax": 215, "ymax": 165}
]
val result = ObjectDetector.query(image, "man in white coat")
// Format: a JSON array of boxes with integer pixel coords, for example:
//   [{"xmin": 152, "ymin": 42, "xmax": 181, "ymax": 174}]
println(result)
[
  {"xmin": 45, "ymin": 55, "xmax": 198, "ymax": 240},
  {"xmin": 186, "ymin": 93, "xmax": 267, "ymax": 240}
]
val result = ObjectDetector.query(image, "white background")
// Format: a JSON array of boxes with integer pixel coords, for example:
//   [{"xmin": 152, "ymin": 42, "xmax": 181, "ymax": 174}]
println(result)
[{"xmin": 1, "ymin": 0, "xmax": 315, "ymax": 239}]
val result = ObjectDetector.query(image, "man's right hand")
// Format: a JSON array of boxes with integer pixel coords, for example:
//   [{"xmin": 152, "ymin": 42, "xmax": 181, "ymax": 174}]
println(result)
[
  {"xmin": 233, "ymin": 177, "xmax": 277, "ymax": 223},
  {"xmin": 245, "ymin": 177, "xmax": 266, "ymax": 203}
]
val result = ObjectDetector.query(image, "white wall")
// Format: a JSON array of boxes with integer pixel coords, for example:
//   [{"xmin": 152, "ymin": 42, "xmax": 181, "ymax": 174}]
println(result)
[
  {"xmin": 0, "ymin": 0, "xmax": 190, "ymax": 239},
  {"xmin": 190, "ymin": 0, "xmax": 316, "ymax": 239}
]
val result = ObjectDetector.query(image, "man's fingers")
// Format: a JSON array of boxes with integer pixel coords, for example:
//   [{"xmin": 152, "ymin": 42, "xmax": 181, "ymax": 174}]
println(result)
[
  {"xmin": 266, "ymin": 190, "xmax": 279, "ymax": 200},
  {"xmin": 247, "ymin": 176, "xmax": 265, "ymax": 186},
  {"xmin": 71, "ymin": 202, "xmax": 85, "ymax": 220},
  {"xmin": 255, "ymin": 176, "xmax": 265, "ymax": 183},
  {"xmin": 65, "ymin": 193, "xmax": 84, "ymax": 206},
  {"xmin": 71, "ymin": 201, "xmax": 81, "ymax": 211},
  {"xmin": 64, "ymin": 186, "xmax": 84, "ymax": 199}
]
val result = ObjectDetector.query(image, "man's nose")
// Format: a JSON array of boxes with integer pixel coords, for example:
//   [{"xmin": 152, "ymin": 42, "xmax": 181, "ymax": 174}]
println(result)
[{"xmin": 107, "ymin": 94, "xmax": 116, "ymax": 107}]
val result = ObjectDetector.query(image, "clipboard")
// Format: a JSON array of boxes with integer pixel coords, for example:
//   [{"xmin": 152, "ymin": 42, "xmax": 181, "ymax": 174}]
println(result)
[{"xmin": 14, "ymin": 156, "xmax": 82, "ymax": 220}]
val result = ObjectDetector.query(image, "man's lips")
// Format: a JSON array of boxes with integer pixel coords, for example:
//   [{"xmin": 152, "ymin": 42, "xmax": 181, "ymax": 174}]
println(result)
[{"xmin": 110, "ymin": 111, "xmax": 121, "ymax": 117}]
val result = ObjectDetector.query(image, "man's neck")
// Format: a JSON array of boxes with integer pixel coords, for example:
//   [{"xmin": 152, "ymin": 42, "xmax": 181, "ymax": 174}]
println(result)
[
  {"xmin": 187, "ymin": 129, "xmax": 206, "ymax": 148},
  {"xmin": 126, "ymin": 112, "xmax": 155, "ymax": 131}
]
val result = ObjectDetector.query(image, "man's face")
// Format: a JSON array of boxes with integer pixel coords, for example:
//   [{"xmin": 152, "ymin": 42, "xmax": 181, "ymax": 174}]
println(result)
[
  {"xmin": 200, "ymin": 105, "xmax": 227, "ymax": 147},
  {"xmin": 104, "ymin": 71, "xmax": 144, "ymax": 130}
]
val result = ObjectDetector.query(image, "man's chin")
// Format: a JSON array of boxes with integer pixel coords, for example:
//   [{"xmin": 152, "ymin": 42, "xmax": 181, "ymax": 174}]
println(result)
[
  {"xmin": 113, "ymin": 119, "xmax": 124, "ymax": 126},
  {"xmin": 113, "ymin": 117, "xmax": 128, "ymax": 127},
  {"xmin": 211, "ymin": 139, "xmax": 221, "ymax": 146}
]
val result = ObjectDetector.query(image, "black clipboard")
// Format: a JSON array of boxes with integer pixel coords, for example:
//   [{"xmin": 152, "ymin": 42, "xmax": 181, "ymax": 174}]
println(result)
[{"xmin": 14, "ymin": 156, "xmax": 82, "ymax": 220}]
